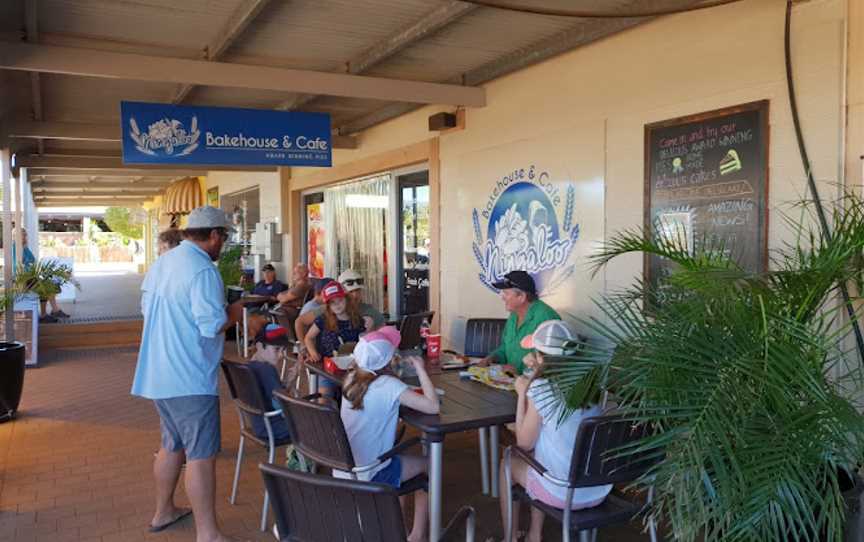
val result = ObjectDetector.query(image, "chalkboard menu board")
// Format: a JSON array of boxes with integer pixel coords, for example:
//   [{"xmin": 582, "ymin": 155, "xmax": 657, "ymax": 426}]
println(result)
[{"xmin": 644, "ymin": 100, "xmax": 769, "ymax": 285}]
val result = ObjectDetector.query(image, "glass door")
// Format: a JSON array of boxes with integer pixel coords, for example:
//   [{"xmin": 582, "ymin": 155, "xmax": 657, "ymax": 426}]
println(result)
[{"xmin": 397, "ymin": 171, "xmax": 430, "ymax": 317}]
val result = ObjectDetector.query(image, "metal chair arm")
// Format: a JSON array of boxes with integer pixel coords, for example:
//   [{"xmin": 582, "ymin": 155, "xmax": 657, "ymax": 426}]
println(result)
[
  {"xmin": 440, "ymin": 505, "xmax": 476, "ymax": 542},
  {"xmin": 377, "ymin": 436, "xmax": 423, "ymax": 463},
  {"xmin": 352, "ymin": 437, "xmax": 422, "ymax": 474},
  {"xmin": 509, "ymin": 445, "xmax": 548, "ymax": 476}
]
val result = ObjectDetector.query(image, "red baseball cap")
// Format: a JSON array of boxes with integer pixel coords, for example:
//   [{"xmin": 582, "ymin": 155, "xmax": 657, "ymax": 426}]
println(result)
[{"xmin": 322, "ymin": 280, "xmax": 346, "ymax": 303}]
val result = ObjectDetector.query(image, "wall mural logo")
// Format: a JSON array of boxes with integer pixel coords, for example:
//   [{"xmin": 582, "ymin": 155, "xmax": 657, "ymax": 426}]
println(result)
[
  {"xmin": 128, "ymin": 116, "xmax": 200, "ymax": 157},
  {"xmin": 472, "ymin": 165, "xmax": 580, "ymax": 295}
]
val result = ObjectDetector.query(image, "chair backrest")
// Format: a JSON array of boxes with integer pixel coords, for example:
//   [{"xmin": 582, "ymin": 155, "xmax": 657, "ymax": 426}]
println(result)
[
  {"xmin": 568, "ymin": 415, "xmax": 661, "ymax": 488},
  {"xmin": 464, "ymin": 318, "xmax": 507, "ymax": 357},
  {"xmin": 272, "ymin": 389, "xmax": 356, "ymax": 472},
  {"xmin": 398, "ymin": 311, "xmax": 435, "ymax": 349},
  {"xmin": 260, "ymin": 462, "xmax": 407, "ymax": 542},
  {"xmin": 220, "ymin": 360, "xmax": 270, "ymax": 416}
]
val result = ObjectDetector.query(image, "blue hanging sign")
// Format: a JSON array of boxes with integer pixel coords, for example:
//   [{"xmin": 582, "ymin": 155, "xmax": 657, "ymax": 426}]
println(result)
[{"xmin": 120, "ymin": 101, "xmax": 332, "ymax": 167}]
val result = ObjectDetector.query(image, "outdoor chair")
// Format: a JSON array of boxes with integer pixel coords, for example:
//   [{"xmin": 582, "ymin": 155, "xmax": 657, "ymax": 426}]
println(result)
[
  {"xmin": 272, "ymin": 389, "xmax": 428, "ymax": 496},
  {"xmin": 398, "ymin": 310, "xmax": 435, "ymax": 350},
  {"xmin": 220, "ymin": 360, "xmax": 294, "ymax": 532},
  {"xmin": 260, "ymin": 462, "xmax": 476, "ymax": 542},
  {"xmin": 464, "ymin": 318, "xmax": 507, "ymax": 357},
  {"xmin": 461, "ymin": 318, "xmax": 506, "ymax": 496},
  {"xmin": 504, "ymin": 415, "xmax": 660, "ymax": 542}
]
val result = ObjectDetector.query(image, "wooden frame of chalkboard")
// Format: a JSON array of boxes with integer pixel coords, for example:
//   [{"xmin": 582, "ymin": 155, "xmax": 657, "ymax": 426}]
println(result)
[{"xmin": 643, "ymin": 100, "xmax": 770, "ymax": 288}]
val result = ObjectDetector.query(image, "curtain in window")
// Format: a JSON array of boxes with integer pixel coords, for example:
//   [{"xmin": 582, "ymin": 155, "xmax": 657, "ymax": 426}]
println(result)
[{"xmin": 323, "ymin": 174, "xmax": 390, "ymax": 312}]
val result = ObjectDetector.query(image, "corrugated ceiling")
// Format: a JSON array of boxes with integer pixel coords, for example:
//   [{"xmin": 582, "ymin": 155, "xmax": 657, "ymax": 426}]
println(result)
[{"xmin": 0, "ymin": 0, "xmax": 679, "ymax": 204}]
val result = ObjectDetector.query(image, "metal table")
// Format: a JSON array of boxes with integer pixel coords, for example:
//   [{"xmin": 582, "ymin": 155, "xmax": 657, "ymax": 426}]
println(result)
[
  {"xmin": 304, "ymin": 359, "xmax": 516, "ymax": 541},
  {"xmin": 236, "ymin": 295, "xmax": 272, "ymax": 358}
]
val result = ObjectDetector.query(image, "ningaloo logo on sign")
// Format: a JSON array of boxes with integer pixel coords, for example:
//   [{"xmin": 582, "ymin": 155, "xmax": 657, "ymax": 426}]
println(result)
[
  {"xmin": 472, "ymin": 165, "xmax": 580, "ymax": 295},
  {"xmin": 128, "ymin": 116, "xmax": 201, "ymax": 157}
]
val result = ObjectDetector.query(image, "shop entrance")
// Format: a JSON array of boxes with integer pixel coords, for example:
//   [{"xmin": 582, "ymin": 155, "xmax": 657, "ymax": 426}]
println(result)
[{"xmin": 397, "ymin": 171, "xmax": 430, "ymax": 317}]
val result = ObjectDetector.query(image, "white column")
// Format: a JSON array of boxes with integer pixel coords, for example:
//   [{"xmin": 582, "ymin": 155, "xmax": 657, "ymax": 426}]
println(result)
[
  {"xmin": 14, "ymin": 170, "xmax": 23, "ymax": 268},
  {"xmin": 1, "ymin": 148, "xmax": 15, "ymax": 341}
]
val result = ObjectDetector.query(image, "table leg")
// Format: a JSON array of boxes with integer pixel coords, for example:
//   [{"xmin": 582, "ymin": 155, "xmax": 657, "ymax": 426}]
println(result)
[
  {"xmin": 242, "ymin": 307, "xmax": 249, "ymax": 359},
  {"xmin": 490, "ymin": 425, "xmax": 500, "ymax": 498},
  {"xmin": 428, "ymin": 438, "xmax": 444, "ymax": 542},
  {"xmin": 478, "ymin": 428, "xmax": 490, "ymax": 495},
  {"xmin": 308, "ymin": 371, "xmax": 318, "ymax": 396}
]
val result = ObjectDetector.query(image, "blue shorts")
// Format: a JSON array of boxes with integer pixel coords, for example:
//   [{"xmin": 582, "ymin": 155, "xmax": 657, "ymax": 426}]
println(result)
[
  {"xmin": 372, "ymin": 456, "xmax": 402, "ymax": 488},
  {"xmin": 154, "ymin": 395, "xmax": 221, "ymax": 460}
]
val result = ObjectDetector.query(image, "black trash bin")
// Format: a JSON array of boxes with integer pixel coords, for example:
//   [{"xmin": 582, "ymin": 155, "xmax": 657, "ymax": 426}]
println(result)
[{"xmin": 0, "ymin": 341, "xmax": 26, "ymax": 423}]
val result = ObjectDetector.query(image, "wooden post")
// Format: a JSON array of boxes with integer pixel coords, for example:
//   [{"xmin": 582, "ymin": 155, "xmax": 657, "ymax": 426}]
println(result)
[{"xmin": 1, "ymin": 148, "xmax": 15, "ymax": 341}]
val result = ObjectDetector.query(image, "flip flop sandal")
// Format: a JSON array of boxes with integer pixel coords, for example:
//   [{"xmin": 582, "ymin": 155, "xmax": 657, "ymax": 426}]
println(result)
[{"xmin": 148, "ymin": 508, "xmax": 193, "ymax": 533}]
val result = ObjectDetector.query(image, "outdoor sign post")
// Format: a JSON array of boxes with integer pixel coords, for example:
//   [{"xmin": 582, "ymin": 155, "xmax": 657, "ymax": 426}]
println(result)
[{"xmin": 121, "ymin": 102, "xmax": 332, "ymax": 167}]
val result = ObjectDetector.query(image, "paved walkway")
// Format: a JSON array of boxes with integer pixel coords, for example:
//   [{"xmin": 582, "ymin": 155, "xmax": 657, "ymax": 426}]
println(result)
[
  {"xmin": 0, "ymin": 346, "xmax": 648, "ymax": 542},
  {"xmin": 53, "ymin": 264, "xmax": 143, "ymax": 324}
]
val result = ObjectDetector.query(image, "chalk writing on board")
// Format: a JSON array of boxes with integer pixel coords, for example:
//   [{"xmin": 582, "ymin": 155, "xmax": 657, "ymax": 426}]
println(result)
[{"xmin": 644, "ymin": 100, "xmax": 770, "ymax": 285}]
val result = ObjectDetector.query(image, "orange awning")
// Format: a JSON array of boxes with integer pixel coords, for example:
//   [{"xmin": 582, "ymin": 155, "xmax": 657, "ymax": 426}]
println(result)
[{"xmin": 162, "ymin": 177, "xmax": 203, "ymax": 215}]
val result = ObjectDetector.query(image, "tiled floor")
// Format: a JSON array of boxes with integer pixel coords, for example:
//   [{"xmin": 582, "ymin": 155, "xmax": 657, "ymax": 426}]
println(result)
[{"xmin": 0, "ymin": 345, "xmax": 651, "ymax": 541}]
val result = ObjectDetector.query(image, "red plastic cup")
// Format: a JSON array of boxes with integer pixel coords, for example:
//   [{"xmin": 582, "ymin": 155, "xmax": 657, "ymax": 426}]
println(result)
[
  {"xmin": 323, "ymin": 357, "xmax": 345, "ymax": 376},
  {"xmin": 427, "ymin": 334, "xmax": 441, "ymax": 359}
]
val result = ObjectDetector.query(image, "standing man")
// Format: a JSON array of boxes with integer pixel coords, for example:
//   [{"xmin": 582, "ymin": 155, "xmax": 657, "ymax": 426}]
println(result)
[
  {"xmin": 480, "ymin": 270, "xmax": 560, "ymax": 375},
  {"xmin": 132, "ymin": 206, "xmax": 244, "ymax": 542}
]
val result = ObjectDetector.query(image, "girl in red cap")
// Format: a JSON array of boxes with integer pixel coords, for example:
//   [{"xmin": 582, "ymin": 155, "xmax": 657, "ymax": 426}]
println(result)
[{"xmin": 304, "ymin": 281, "xmax": 367, "ymax": 397}]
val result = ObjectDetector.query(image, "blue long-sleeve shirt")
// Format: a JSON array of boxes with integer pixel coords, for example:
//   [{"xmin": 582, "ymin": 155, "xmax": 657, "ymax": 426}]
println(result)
[{"xmin": 132, "ymin": 240, "xmax": 227, "ymax": 399}]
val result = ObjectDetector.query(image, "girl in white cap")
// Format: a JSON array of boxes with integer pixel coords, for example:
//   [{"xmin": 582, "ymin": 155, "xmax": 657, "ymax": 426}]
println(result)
[
  {"xmin": 500, "ymin": 320, "xmax": 612, "ymax": 542},
  {"xmin": 336, "ymin": 326, "xmax": 439, "ymax": 542}
]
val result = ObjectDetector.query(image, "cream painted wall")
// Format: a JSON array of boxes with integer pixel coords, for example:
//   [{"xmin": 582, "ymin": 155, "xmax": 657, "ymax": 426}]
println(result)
[
  {"xmin": 205, "ymin": 170, "xmax": 288, "ymax": 277},
  {"xmin": 848, "ymin": 0, "xmax": 864, "ymax": 191},
  {"xmin": 292, "ymin": 0, "xmax": 849, "ymax": 349}
]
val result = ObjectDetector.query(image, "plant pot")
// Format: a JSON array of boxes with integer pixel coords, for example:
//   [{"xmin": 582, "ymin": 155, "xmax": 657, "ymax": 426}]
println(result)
[
  {"xmin": 0, "ymin": 342, "xmax": 26, "ymax": 423},
  {"xmin": 226, "ymin": 286, "xmax": 244, "ymax": 304},
  {"xmin": 844, "ymin": 472, "xmax": 863, "ymax": 542}
]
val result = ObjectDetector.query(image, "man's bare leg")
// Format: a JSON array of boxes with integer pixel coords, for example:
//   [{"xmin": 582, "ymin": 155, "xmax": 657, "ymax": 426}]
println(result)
[
  {"xmin": 152, "ymin": 448, "xmax": 189, "ymax": 527},
  {"xmin": 185, "ymin": 456, "xmax": 234, "ymax": 542}
]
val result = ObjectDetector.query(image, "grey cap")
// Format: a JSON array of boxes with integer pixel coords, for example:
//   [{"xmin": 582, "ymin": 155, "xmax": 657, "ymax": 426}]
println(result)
[{"xmin": 186, "ymin": 206, "xmax": 233, "ymax": 230}]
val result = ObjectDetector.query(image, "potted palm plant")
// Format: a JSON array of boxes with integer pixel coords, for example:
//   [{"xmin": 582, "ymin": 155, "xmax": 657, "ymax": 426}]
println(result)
[
  {"xmin": 542, "ymin": 195, "xmax": 864, "ymax": 541},
  {"xmin": 0, "ymin": 288, "xmax": 25, "ymax": 423},
  {"xmin": 13, "ymin": 259, "xmax": 79, "ymax": 319},
  {"xmin": 217, "ymin": 244, "xmax": 245, "ymax": 302}
]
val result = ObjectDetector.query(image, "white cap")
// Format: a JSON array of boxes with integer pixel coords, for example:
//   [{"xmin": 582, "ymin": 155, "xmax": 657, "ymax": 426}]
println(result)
[
  {"xmin": 338, "ymin": 268, "xmax": 364, "ymax": 292},
  {"xmin": 186, "ymin": 206, "xmax": 233, "ymax": 230},
  {"xmin": 353, "ymin": 327, "xmax": 400, "ymax": 373},
  {"xmin": 520, "ymin": 320, "xmax": 578, "ymax": 356}
]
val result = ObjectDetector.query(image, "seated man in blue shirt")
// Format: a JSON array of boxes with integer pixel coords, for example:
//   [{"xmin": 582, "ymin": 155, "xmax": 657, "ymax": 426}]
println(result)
[{"xmin": 250, "ymin": 263, "xmax": 287, "ymax": 302}]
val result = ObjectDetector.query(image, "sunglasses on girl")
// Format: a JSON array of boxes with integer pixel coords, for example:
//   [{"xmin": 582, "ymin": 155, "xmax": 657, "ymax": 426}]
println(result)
[{"xmin": 343, "ymin": 278, "xmax": 364, "ymax": 286}]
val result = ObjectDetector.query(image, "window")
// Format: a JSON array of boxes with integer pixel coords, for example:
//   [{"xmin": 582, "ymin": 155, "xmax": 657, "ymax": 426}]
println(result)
[{"xmin": 220, "ymin": 187, "xmax": 260, "ymax": 250}]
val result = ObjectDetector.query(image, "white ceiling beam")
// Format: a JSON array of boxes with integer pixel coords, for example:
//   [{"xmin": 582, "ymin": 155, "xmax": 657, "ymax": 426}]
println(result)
[
  {"xmin": 16, "ymin": 155, "xmax": 276, "ymax": 172},
  {"xmin": 0, "ymin": 42, "xmax": 486, "ymax": 107},
  {"xmin": 35, "ymin": 191, "xmax": 159, "ymax": 198},
  {"xmin": 277, "ymin": 1, "xmax": 478, "ymax": 111},
  {"xmin": 173, "ymin": 0, "xmax": 273, "ymax": 104},
  {"xmin": 32, "ymin": 183, "xmax": 170, "ymax": 191},
  {"xmin": 33, "ymin": 182, "xmax": 165, "ymax": 191},
  {"xmin": 7, "ymin": 120, "xmax": 358, "ymax": 149},
  {"xmin": 35, "ymin": 195, "xmax": 151, "ymax": 202},
  {"xmin": 27, "ymin": 168, "xmax": 197, "ymax": 178},
  {"xmin": 25, "ymin": 0, "xmax": 44, "ymax": 154},
  {"xmin": 8, "ymin": 120, "xmax": 119, "ymax": 141},
  {"xmin": 35, "ymin": 199, "xmax": 147, "ymax": 206}
]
